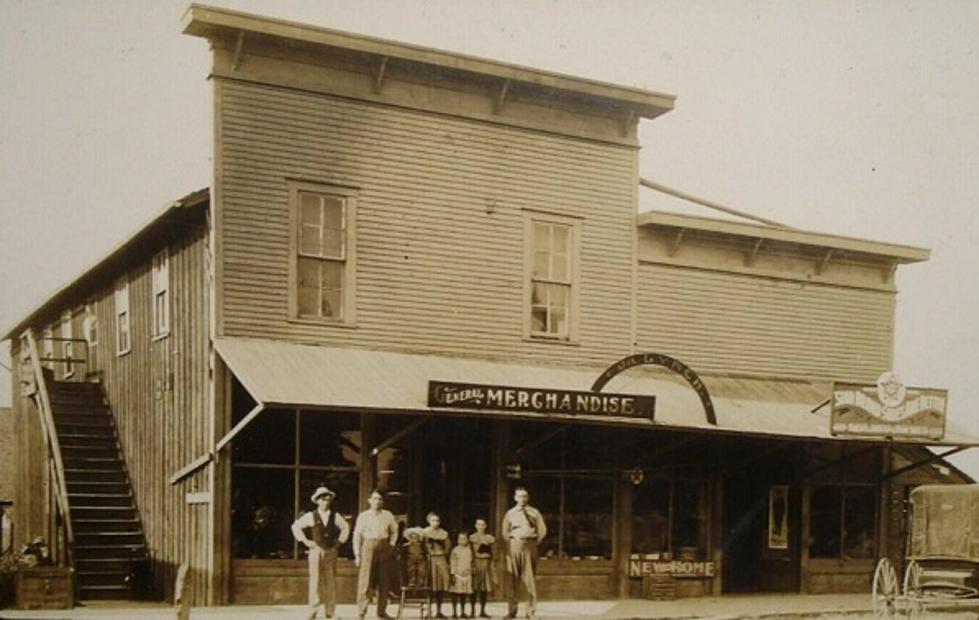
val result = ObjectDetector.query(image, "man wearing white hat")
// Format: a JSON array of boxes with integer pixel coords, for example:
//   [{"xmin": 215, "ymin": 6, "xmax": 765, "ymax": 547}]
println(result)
[{"xmin": 292, "ymin": 486, "xmax": 351, "ymax": 619}]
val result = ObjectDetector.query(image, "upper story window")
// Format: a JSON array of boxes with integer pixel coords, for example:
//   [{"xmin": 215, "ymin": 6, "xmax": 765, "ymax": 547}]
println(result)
[
  {"xmin": 84, "ymin": 302, "xmax": 98, "ymax": 349},
  {"xmin": 61, "ymin": 310, "xmax": 74, "ymax": 378},
  {"xmin": 289, "ymin": 182, "xmax": 358, "ymax": 324},
  {"xmin": 115, "ymin": 276, "xmax": 131, "ymax": 355},
  {"xmin": 152, "ymin": 250, "xmax": 170, "ymax": 339},
  {"xmin": 42, "ymin": 327, "xmax": 54, "ymax": 370},
  {"xmin": 524, "ymin": 212, "xmax": 581, "ymax": 341}
]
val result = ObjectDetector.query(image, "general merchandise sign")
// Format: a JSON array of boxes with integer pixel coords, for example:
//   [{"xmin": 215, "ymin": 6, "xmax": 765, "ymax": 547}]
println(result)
[{"xmin": 428, "ymin": 381, "xmax": 656, "ymax": 419}]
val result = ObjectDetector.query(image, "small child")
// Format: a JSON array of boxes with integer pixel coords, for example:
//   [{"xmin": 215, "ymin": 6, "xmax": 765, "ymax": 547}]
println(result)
[
  {"xmin": 403, "ymin": 526, "xmax": 428, "ymax": 589},
  {"xmin": 468, "ymin": 518, "xmax": 495, "ymax": 618},
  {"xmin": 423, "ymin": 512, "xmax": 451, "ymax": 618},
  {"xmin": 449, "ymin": 532, "xmax": 474, "ymax": 618}
]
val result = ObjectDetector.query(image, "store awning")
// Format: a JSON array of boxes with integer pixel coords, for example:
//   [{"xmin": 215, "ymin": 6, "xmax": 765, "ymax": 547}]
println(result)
[{"xmin": 214, "ymin": 337, "xmax": 979, "ymax": 447}]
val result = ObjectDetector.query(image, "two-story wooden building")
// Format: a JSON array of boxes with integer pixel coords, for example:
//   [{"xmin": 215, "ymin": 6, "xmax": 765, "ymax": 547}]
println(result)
[{"xmin": 5, "ymin": 4, "xmax": 976, "ymax": 607}]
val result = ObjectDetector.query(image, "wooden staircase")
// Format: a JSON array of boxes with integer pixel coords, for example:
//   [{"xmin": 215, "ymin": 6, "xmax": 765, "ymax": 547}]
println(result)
[{"xmin": 48, "ymin": 379, "xmax": 148, "ymax": 600}]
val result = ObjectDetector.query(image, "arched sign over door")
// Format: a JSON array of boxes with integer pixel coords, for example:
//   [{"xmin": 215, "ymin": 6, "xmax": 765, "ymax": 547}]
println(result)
[{"xmin": 591, "ymin": 353, "xmax": 717, "ymax": 426}]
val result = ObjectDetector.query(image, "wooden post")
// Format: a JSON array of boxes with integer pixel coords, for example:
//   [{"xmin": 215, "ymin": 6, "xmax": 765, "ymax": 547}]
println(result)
[
  {"xmin": 491, "ymin": 421, "xmax": 510, "ymax": 602},
  {"xmin": 710, "ymin": 470, "xmax": 724, "ymax": 596},
  {"xmin": 615, "ymin": 476, "xmax": 632, "ymax": 597},
  {"xmin": 799, "ymin": 481, "xmax": 811, "ymax": 594},
  {"xmin": 174, "ymin": 563, "xmax": 191, "ymax": 620}
]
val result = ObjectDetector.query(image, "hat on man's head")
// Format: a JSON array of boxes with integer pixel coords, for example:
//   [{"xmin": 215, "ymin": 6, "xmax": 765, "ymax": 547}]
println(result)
[{"xmin": 311, "ymin": 486, "xmax": 336, "ymax": 502}]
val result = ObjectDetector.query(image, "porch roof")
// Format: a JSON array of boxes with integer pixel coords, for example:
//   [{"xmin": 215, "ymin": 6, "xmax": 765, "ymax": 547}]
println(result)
[{"xmin": 215, "ymin": 337, "xmax": 979, "ymax": 448}]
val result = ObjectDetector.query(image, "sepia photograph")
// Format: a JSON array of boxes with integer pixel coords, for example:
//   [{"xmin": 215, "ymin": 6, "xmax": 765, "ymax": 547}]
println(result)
[{"xmin": 1, "ymin": 1, "xmax": 977, "ymax": 618}]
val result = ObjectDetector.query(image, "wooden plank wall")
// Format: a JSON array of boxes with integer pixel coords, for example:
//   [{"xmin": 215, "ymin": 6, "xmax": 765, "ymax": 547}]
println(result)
[
  {"xmin": 10, "ymin": 340, "xmax": 54, "ymax": 553},
  {"xmin": 93, "ymin": 221, "xmax": 213, "ymax": 604},
  {"xmin": 12, "ymin": 218, "xmax": 213, "ymax": 604},
  {"xmin": 215, "ymin": 78, "xmax": 638, "ymax": 368},
  {"xmin": 636, "ymin": 263, "xmax": 894, "ymax": 382}
]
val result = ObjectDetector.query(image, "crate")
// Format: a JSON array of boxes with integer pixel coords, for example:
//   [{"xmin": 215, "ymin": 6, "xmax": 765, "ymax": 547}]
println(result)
[
  {"xmin": 16, "ymin": 567, "xmax": 74, "ymax": 609},
  {"xmin": 641, "ymin": 574, "xmax": 676, "ymax": 601}
]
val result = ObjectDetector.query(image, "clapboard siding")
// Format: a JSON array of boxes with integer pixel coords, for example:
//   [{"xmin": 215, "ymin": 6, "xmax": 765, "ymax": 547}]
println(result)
[
  {"xmin": 636, "ymin": 263, "xmax": 894, "ymax": 381},
  {"xmin": 217, "ymin": 79, "xmax": 637, "ymax": 366}
]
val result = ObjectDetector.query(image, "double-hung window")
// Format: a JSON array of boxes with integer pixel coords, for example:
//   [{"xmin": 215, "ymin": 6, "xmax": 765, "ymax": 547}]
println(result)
[
  {"xmin": 290, "ymin": 182, "xmax": 357, "ymax": 324},
  {"xmin": 152, "ymin": 250, "xmax": 170, "ymax": 339},
  {"xmin": 525, "ymin": 212, "xmax": 580, "ymax": 341},
  {"xmin": 115, "ymin": 277, "xmax": 131, "ymax": 355}
]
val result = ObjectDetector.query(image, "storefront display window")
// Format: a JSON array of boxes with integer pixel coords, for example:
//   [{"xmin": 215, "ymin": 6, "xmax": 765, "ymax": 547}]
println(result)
[
  {"xmin": 232, "ymin": 402, "xmax": 361, "ymax": 560},
  {"xmin": 529, "ymin": 476, "xmax": 613, "ymax": 560},
  {"xmin": 809, "ymin": 485, "xmax": 876, "ymax": 559},
  {"xmin": 632, "ymin": 477, "xmax": 708, "ymax": 558}
]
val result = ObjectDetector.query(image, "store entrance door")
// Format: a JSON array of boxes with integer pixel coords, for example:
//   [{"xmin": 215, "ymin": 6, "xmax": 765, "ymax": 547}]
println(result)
[{"xmin": 375, "ymin": 416, "xmax": 493, "ymax": 533}]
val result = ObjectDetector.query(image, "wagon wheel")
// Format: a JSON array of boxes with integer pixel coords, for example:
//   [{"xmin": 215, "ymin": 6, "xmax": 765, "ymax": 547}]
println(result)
[
  {"xmin": 902, "ymin": 560, "xmax": 923, "ymax": 619},
  {"xmin": 872, "ymin": 557, "xmax": 899, "ymax": 619}
]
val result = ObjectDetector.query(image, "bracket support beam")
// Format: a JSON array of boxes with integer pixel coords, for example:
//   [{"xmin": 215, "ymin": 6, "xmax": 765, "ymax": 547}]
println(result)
[
  {"xmin": 373, "ymin": 56, "xmax": 389, "ymax": 94},
  {"xmin": 232, "ymin": 30, "xmax": 246, "ymax": 72}
]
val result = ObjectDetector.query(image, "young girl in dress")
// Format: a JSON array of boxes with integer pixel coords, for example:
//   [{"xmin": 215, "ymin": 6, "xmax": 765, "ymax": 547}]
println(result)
[
  {"xmin": 423, "ymin": 512, "xmax": 451, "ymax": 618},
  {"xmin": 449, "ymin": 532, "xmax": 474, "ymax": 618},
  {"xmin": 468, "ymin": 518, "xmax": 495, "ymax": 618}
]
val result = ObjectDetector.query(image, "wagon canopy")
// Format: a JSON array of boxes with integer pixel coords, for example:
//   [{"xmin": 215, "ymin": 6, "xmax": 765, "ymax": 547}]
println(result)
[{"xmin": 908, "ymin": 484, "xmax": 979, "ymax": 562}]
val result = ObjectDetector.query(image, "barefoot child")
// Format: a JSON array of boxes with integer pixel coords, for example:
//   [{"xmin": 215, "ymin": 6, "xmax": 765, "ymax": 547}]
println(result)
[
  {"xmin": 449, "ymin": 532, "xmax": 474, "ymax": 618},
  {"xmin": 468, "ymin": 518, "xmax": 495, "ymax": 618},
  {"xmin": 424, "ymin": 512, "xmax": 451, "ymax": 618}
]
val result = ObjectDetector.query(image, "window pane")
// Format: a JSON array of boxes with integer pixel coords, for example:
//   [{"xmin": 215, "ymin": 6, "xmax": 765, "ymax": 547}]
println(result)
[
  {"xmin": 322, "ymin": 197, "xmax": 344, "ymax": 230},
  {"xmin": 301, "ymin": 224, "xmax": 321, "ymax": 256},
  {"xmin": 298, "ymin": 258, "xmax": 320, "ymax": 317},
  {"xmin": 299, "ymin": 412, "xmax": 361, "ymax": 467},
  {"xmin": 533, "ymin": 251, "xmax": 550, "ymax": 279},
  {"xmin": 522, "ymin": 478, "xmax": 561, "ymax": 560},
  {"xmin": 810, "ymin": 486, "xmax": 842, "ymax": 558},
  {"xmin": 533, "ymin": 223, "xmax": 551, "ymax": 252},
  {"xmin": 321, "ymin": 290, "xmax": 341, "ymax": 319},
  {"xmin": 842, "ymin": 488, "xmax": 876, "ymax": 559},
  {"xmin": 322, "ymin": 228, "xmax": 343, "ymax": 258},
  {"xmin": 672, "ymin": 481, "xmax": 707, "ymax": 556},
  {"xmin": 632, "ymin": 478, "xmax": 670, "ymax": 554},
  {"xmin": 552, "ymin": 253, "xmax": 569, "ymax": 282},
  {"xmin": 233, "ymin": 408, "xmax": 297, "ymax": 465},
  {"xmin": 232, "ymin": 467, "xmax": 296, "ymax": 559},
  {"xmin": 563, "ymin": 477, "xmax": 613, "ymax": 559},
  {"xmin": 375, "ymin": 446, "xmax": 411, "ymax": 517},
  {"xmin": 531, "ymin": 307, "xmax": 548, "ymax": 333},
  {"xmin": 297, "ymin": 469, "xmax": 358, "ymax": 559},
  {"xmin": 321, "ymin": 260, "xmax": 343, "ymax": 289},
  {"xmin": 300, "ymin": 193, "xmax": 321, "ymax": 226}
]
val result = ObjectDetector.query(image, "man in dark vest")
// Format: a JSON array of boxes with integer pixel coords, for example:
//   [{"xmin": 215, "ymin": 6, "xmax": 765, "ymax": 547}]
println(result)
[{"xmin": 292, "ymin": 486, "xmax": 351, "ymax": 619}]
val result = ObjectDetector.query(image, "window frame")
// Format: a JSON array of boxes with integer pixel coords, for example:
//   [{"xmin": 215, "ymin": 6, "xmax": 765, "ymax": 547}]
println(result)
[
  {"xmin": 287, "ymin": 180, "xmax": 358, "ymax": 326},
  {"xmin": 152, "ymin": 249, "xmax": 170, "ymax": 340},
  {"xmin": 523, "ymin": 210, "xmax": 582, "ymax": 343},
  {"xmin": 61, "ymin": 310, "xmax": 74, "ymax": 379},
  {"xmin": 114, "ymin": 276, "xmax": 131, "ymax": 356}
]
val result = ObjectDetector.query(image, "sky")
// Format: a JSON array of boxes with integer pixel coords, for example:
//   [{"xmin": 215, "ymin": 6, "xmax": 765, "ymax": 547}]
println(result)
[{"xmin": 1, "ymin": 1, "xmax": 977, "ymax": 476}]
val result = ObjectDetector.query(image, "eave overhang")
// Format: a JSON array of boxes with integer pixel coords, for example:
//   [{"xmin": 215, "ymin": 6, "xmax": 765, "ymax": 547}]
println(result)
[
  {"xmin": 638, "ymin": 210, "xmax": 930, "ymax": 265},
  {"xmin": 181, "ymin": 4, "xmax": 675, "ymax": 120}
]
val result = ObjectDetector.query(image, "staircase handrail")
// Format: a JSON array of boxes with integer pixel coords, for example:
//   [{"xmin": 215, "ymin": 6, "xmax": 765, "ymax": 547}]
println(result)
[{"xmin": 23, "ymin": 329, "xmax": 75, "ymax": 552}]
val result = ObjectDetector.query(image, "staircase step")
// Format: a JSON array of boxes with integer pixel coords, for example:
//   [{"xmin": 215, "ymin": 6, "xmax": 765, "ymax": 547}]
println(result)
[
  {"xmin": 76, "ymin": 570, "xmax": 132, "ymax": 587},
  {"xmin": 68, "ymin": 491, "xmax": 134, "ymax": 506},
  {"xmin": 63, "ymin": 456, "xmax": 124, "ymax": 470},
  {"xmin": 67, "ymin": 480, "xmax": 131, "ymax": 494},
  {"xmin": 72, "ymin": 506, "xmax": 138, "ymax": 520},
  {"xmin": 62, "ymin": 445, "xmax": 120, "ymax": 459},
  {"xmin": 50, "ymin": 380, "xmax": 103, "ymax": 393},
  {"xmin": 64, "ymin": 468, "xmax": 128, "ymax": 483},
  {"xmin": 55, "ymin": 418, "xmax": 114, "ymax": 432},
  {"xmin": 73, "ymin": 521, "xmax": 142, "ymax": 534},
  {"xmin": 59, "ymin": 431, "xmax": 118, "ymax": 443},
  {"xmin": 75, "ymin": 532, "xmax": 145, "ymax": 547},
  {"xmin": 75, "ymin": 557, "xmax": 144, "ymax": 573},
  {"xmin": 74, "ymin": 543, "xmax": 147, "ymax": 559},
  {"xmin": 77, "ymin": 584, "xmax": 133, "ymax": 600}
]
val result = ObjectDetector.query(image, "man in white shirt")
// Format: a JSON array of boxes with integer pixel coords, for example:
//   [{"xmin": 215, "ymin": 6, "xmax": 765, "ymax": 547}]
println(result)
[
  {"xmin": 292, "ymin": 486, "xmax": 351, "ymax": 620},
  {"xmin": 352, "ymin": 490, "xmax": 399, "ymax": 619},
  {"xmin": 501, "ymin": 487, "xmax": 547, "ymax": 619}
]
